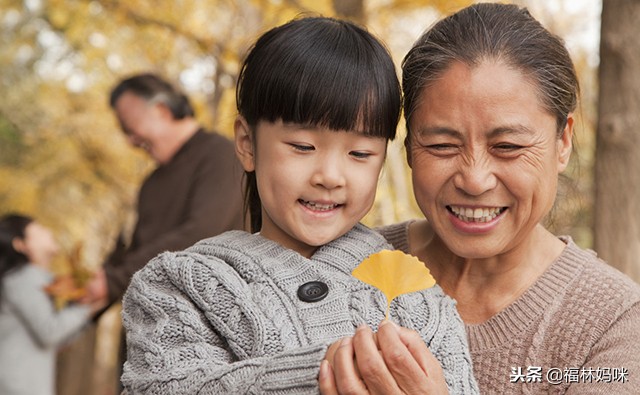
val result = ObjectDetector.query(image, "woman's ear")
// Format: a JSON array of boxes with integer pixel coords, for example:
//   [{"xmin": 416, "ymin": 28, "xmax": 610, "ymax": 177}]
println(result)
[
  {"xmin": 557, "ymin": 113, "xmax": 574, "ymax": 172},
  {"xmin": 234, "ymin": 116, "xmax": 255, "ymax": 172},
  {"xmin": 404, "ymin": 134, "xmax": 413, "ymax": 169}
]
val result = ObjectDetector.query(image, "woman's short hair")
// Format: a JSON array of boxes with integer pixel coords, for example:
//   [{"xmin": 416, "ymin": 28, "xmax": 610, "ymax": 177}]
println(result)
[{"xmin": 402, "ymin": 2, "xmax": 579, "ymax": 139}]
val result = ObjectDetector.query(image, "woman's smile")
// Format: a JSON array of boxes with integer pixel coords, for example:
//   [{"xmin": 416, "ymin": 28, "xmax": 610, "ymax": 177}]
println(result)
[{"xmin": 447, "ymin": 205, "xmax": 507, "ymax": 234}]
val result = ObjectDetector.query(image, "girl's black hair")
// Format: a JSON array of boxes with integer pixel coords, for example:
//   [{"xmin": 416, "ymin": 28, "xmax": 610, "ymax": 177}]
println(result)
[
  {"xmin": 0, "ymin": 214, "xmax": 33, "ymax": 307},
  {"xmin": 236, "ymin": 16, "xmax": 402, "ymax": 232}
]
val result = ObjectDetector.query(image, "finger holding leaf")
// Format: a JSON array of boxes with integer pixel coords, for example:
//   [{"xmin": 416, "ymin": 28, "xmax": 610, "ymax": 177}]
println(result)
[{"xmin": 320, "ymin": 250, "xmax": 448, "ymax": 394}]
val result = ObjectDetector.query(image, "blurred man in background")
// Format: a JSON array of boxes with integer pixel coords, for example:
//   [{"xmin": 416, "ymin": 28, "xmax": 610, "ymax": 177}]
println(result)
[{"xmin": 83, "ymin": 72, "xmax": 245, "ymax": 390}]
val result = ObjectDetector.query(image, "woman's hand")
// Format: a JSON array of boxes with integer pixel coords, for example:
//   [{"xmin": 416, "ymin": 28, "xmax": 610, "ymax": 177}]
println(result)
[{"xmin": 319, "ymin": 320, "xmax": 449, "ymax": 394}]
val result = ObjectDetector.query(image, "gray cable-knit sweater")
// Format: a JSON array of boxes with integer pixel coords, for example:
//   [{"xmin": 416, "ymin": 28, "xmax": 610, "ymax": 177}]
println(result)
[{"xmin": 121, "ymin": 224, "xmax": 478, "ymax": 394}]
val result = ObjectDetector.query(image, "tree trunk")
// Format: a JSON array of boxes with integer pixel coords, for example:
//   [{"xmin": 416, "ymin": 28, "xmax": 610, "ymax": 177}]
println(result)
[{"xmin": 594, "ymin": 0, "xmax": 640, "ymax": 283}]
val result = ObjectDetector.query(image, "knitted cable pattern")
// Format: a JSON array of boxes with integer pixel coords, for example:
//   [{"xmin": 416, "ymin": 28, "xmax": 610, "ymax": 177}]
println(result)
[{"xmin": 122, "ymin": 223, "xmax": 479, "ymax": 394}]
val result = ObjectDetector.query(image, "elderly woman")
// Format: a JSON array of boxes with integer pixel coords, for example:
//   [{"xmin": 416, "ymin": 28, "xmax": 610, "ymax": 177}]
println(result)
[{"xmin": 377, "ymin": 3, "xmax": 640, "ymax": 394}]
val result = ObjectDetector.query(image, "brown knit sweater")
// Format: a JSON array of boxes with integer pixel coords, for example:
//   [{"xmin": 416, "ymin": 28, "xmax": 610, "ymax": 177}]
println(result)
[
  {"xmin": 104, "ymin": 129, "xmax": 245, "ymax": 305},
  {"xmin": 378, "ymin": 220, "xmax": 640, "ymax": 394}
]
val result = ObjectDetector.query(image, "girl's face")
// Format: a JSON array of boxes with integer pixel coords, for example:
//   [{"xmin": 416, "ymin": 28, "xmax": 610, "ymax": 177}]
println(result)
[
  {"xmin": 407, "ymin": 60, "xmax": 572, "ymax": 259},
  {"xmin": 236, "ymin": 119, "xmax": 387, "ymax": 258},
  {"xmin": 14, "ymin": 222, "xmax": 60, "ymax": 267}
]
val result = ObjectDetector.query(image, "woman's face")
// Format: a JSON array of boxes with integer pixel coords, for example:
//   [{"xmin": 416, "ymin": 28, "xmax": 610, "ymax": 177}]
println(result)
[
  {"xmin": 15, "ymin": 222, "xmax": 60, "ymax": 267},
  {"xmin": 407, "ymin": 60, "xmax": 573, "ymax": 259}
]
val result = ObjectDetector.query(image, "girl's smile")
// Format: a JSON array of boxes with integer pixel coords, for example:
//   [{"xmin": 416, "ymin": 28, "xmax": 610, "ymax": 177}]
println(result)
[{"xmin": 298, "ymin": 199, "xmax": 343, "ymax": 213}]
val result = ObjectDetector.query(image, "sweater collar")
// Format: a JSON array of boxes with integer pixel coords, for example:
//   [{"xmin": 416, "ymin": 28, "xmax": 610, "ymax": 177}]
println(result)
[{"xmin": 196, "ymin": 223, "xmax": 390, "ymax": 275}]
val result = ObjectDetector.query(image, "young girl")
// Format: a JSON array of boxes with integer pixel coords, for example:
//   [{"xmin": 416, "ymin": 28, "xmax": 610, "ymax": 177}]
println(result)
[
  {"xmin": 121, "ymin": 16, "xmax": 478, "ymax": 394},
  {"xmin": 0, "ymin": 214, "xmax": 98, "ymax": 395}
]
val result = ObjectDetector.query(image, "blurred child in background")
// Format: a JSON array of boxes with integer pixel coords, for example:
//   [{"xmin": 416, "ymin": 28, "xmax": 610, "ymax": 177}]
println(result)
[{"xmin": 0, "ymin": 214, "xmax": 103, "ymax": 395}]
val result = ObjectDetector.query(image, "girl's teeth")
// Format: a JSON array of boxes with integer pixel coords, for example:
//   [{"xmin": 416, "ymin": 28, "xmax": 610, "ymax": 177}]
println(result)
[
  {"xmin": 450, "ymin": 206, "xmax": 504, "ymax": 222},
  {"xmin": 301, "ymin": 200, "xmax": 338, "ymax": 211}
]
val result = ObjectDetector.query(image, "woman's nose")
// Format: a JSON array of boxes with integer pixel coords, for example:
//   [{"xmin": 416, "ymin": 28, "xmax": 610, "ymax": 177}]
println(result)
[{"xmin": 453, "ymin": 157, "xmax": 497, "ymax": 196}]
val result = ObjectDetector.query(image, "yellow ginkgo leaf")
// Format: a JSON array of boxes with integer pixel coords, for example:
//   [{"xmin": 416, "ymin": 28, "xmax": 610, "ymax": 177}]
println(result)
[{"xmin": 352, "ymin": 250, "xmax": 436, "ymax": 319}]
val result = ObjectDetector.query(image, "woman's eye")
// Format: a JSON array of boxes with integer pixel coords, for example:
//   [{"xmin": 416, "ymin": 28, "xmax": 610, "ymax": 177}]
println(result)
[
  {"xmin": 289, "ymin": 143, "xmax": 314, "ymax": 152},
  {"xmin": 424, "ymin": 144, "xmax": 459, "ymax": 154},
  {"xmin": 428, "ymin": 144, "xmax": 456, "ymax": 150},
  {"xmin": 494, "ymin": 143, "xmax": 524, "ymax": 151}
]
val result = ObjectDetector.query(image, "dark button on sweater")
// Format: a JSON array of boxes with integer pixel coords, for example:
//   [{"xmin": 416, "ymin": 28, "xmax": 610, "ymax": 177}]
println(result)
[{"xmin": 297, "ymin": 281, "xmax": 329, "ymax": 302}]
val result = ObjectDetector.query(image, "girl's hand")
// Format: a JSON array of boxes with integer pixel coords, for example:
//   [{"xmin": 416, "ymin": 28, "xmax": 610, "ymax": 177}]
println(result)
[{"xmin": 319, "ymin": 321, "xmax": 449, "ymax": 394}]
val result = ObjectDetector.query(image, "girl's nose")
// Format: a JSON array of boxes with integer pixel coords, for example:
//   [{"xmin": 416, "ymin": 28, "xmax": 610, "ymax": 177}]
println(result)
[{"xmin": 311, "ymin": 157, "xmax": 346, "ymax": 189}]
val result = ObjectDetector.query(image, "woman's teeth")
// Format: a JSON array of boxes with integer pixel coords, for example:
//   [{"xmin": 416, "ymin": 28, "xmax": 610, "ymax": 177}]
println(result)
[
  {"xmin": 449, "ymin": 206, "xmax": 504, "ymax": 222},
  {"xmin": 299, "ymin": 200, "xmax": 339, "ymax": 211}
]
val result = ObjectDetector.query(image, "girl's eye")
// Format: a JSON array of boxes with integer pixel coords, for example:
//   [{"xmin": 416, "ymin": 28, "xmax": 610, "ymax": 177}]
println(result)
[
  {"xmin": 350, "ymin": 151, "xmax": 372, "ymax": 159},
  {"xmin": 289, "ymin": 143, "xmax": 314, "ymax": 152}
]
